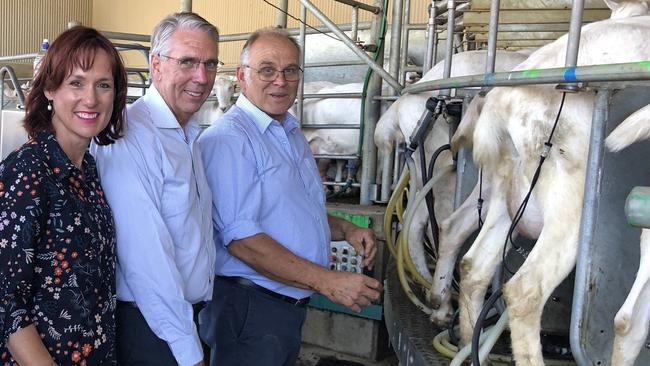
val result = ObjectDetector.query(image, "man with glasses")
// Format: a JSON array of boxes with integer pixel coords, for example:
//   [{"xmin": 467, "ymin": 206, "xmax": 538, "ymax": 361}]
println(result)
[
  {"xmin": 92, "ymin": 12, "xmax": 218, "ymax": 366},
  {"xmin": 198, "ymin": 27, "xmax": 382, "ymax": 366}
]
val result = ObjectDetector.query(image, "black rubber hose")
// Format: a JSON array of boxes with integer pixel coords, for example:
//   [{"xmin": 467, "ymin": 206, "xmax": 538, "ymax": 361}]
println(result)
[
  {"xmin": 471, "ymin": 288, "xmax": 503, "ymax": 366},
  {"xmin": 419, "ymin": 146, "xmax": 438, "ymax": 250}
]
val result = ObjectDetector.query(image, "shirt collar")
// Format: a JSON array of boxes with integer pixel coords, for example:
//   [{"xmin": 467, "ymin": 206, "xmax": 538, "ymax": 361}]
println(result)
[
  {"xmin": 235, "ymin": 94, "xmax": 299, "ymax": 135},
  {"xmin": 35, "ymin": 131, "xmax": 96, "ymax": 183},
  {"xmin": 143, "ymin": 84, "xmax": 201, "ymax": 140}
]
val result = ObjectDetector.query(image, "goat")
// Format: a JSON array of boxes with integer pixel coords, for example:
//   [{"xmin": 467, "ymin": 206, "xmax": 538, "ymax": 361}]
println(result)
[
  {"xmin": 193, "ymin": 74, "xmax": 237, "ymax": 126},
  {"xmin": 449, "ymin": 12, "xmax": 650, "ymax": 366},
  {"xmin": 605, "ymin": 103, "xmax": 650, "ymax": 366},
  {"xmin": 373, "ymin": 50, "xmax": 528, "ymax": 325}
]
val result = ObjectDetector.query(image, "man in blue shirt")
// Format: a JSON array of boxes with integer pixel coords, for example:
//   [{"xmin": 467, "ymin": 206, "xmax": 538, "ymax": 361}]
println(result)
[
  {"xmin": 92, "ymin": 12, "xmax": 219, "ymax": 366},
  {"xmin": 198, "ymin": 27, "xmax": 383, "ymax": 366}
]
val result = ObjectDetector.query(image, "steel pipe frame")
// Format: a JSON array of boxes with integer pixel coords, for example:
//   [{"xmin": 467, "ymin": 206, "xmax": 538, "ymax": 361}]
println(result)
[
  {"xmin": 179, "ymin": 0, "xmax": 191, "ymax": 12},
  {"xmin": 359, "ymin": 0, "xmax": 385, "ymax": 205},
  {"xmin": 276, "ymin": 0, "xmax": 288, "ymax": 28},
  {"xmin": 423, "ymin": 0, "xmax": 437, "ymax": 72},
  {"xmin": 298, "ymin": 0, "xmax": 401, "ymax": 92},
  {"xmin": 334, "ymin": 0, "xmax": 381, "ymax": 14},
  {"xmin": 297, "ymin": 4, "xmax": 307, "ymax": 124},
  {"xmin": 220, "ymin": 60, "xmax": 369, "ymax": 74},
  {"xmin": 558, "ymin": 0, "xmax": 585, "ymax": 91},
  {"xmin": 380, "ymin": 0, "xmax": 405, "ymax": 202},
  {"xmin": 402, "ymin": 62, "xmax": 650, "ymax": 94},
  {"xmin": 351, "ymin": 6, "xmax": 359, "ymax": 41},
  {"xmin": 305, "ymin": 60, "xmax": 367, "ymax": 67},
  {"xmin": 484, "ymin": 0, "xmax": 500, "ymax": 74},
  {"xmin": 303, "ymin": 93, "xmax": 362, "ymax": 98},
  {"xmin": 297, "ymin": 0, "xmax": 404, "ymax": 204},
  {"xmin": 571, "ymin": 88, "xmax": 610, "ymax": 366},
  {"xmin": 399, "ymin": 0, "xmax": 411, "ymax": 86},
  {"xmin": 322, "ymin": 181, "xmax": 362, "ymax": 188},
  {"xmin": 315, "ymin": 154, "xmax": 360, "ymax": 160},
  {"xmin": 0, "ymin": 53, "xmax": 38, "ymax": 62},
  {"xmin": 0, "ymin": 66, "xmax": 26, "ymax": 107},
  {"xmin": 302, "ymin": 124, "xmax": 360, "ymax": 129},
  {"xmin": 101, "ymin": 23, "xmax": 372, "ymax": 44},
  {"xmin": 440, "ymin": 0, "xmax": 456, "ymax": 97}
]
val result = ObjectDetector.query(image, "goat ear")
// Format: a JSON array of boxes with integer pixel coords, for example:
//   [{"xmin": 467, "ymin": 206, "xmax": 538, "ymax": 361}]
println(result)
[{"xmin": 603, "ymin": 0, "xmax": 617, "ymax": 11}]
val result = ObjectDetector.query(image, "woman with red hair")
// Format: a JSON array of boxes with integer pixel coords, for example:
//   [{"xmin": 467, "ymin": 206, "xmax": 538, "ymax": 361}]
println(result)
[{"xmin": 0, "ymin": 26, "xmax": 127, "ymax": 365}]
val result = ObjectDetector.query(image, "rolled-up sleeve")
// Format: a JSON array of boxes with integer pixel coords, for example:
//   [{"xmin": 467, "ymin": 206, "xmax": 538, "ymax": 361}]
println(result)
[
  {"xmin": 93, "ymin": 137, "xmax": 202, "ymax": 366},
  {"xmin": 0, "ymin": 153, "xmax": 45, "ymax": 344},
  {"xmin": 199, "ymin": 127, "xmax": 264, "ymax": 247}
]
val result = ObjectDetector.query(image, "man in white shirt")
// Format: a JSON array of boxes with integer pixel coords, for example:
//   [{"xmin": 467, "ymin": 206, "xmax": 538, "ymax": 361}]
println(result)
[{"xmin": 92, "ymin": 12, "xmax": 219, "ymax": 366}]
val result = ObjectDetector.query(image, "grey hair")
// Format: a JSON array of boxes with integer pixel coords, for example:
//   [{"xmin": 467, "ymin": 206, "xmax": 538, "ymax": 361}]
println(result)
[
  {"xmin": 150, "ymin": 12, "xmax": 219, "ymax": 64},
  {"xmin": 240, "ymin": 27, "xmax": 302, "ymax": 79}
]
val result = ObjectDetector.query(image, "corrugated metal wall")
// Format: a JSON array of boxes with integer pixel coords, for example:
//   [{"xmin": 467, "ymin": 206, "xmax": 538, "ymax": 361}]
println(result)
[
  {"xmin": 196, "ymin": 0, "xmax": 383, "ymax": 66},
  {"xmin": 90, "ymin": 0, "xmax": 433, "ymax": 67},
  {"xmin": 0, "ymin": 0, "xmax": 92, "ymax": 60},
  {"xmin": 2, "ymin": 0, "xmax": 432, "ymax": 70}
]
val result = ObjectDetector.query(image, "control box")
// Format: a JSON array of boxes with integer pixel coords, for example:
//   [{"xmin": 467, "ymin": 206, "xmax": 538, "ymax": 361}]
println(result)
[{"xmin": 329, "ymin": 240, "xmax": 364, "ymax": 273}]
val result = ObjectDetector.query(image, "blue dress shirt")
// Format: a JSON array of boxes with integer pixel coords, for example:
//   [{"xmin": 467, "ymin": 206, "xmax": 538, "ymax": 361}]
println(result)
[
  {"xmin": 91, "ymin": 85, "xmax": 215, "ymax": 366},
  {"xmin": 198, "ymin": 94, "xmax": 329, "ymax": 300}
]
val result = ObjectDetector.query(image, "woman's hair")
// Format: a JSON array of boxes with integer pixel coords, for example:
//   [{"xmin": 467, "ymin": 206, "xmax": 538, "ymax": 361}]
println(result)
[{"xmin": 24, "ymin": 26, "xmax": 128, "ymax": 145}]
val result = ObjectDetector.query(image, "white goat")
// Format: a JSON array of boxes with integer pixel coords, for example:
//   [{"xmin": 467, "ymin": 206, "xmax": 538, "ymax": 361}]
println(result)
[
  {"xmin": 193, "ymin": 74, "xmax": 237, "ymax": 126},
  {"xmin": 610, "ymin": 229, "xmax": 650, "ymax": 366},
  {"xmin": 301, "ymin": 82, "xmax": 365, "ymax": 182},
  {"xmin": 605, "ymin": 104, "xmax": 650, "ymax": 366},
  {"xmin": 373, "ymin": 50, "xmax": 528, "ymax": 325},
  {"xmin": 449, "ymin": 12, "xmax": 650, "ymax": 366}
]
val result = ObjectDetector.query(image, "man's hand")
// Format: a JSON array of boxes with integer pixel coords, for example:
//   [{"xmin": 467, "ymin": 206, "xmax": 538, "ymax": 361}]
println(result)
[
  {"xmin": 343, "ymin": 226, "xmax": 377, "ymax": 269},
  {"xmin": 317, "ymin": 271, "xmax": 383, "ymax": 313}
]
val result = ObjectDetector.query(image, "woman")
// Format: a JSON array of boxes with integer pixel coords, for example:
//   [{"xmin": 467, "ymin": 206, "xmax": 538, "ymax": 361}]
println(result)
[{"xmin": 0, "ymin": 26, "xmax": 127, "ymax": 365}]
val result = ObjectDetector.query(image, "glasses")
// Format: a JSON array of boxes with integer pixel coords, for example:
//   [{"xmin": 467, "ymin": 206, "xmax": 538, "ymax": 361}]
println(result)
[
  {"xmin": 158, "ymin": 54, "xmax": 221, "ymax": 72},
  {"xmin": 244, "ymin": 65, "xmax": 302, "ymax": 82}
]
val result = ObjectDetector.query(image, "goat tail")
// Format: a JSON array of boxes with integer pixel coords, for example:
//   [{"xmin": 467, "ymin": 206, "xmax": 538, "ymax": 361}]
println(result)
[
  {"xmin": 450, "ymin": 95, "xmax": 485, "ymax": 154},
  {"xmin": 606, "ymin": 103, "xmax": 650, "ymax": 152},
  {"xmin": 374, "ymin": 100, "xmax": 402, "ymax": 153}
]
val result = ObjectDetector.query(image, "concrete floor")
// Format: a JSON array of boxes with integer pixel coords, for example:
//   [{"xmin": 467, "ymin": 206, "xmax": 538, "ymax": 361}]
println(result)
[{"xmin": 297, "ymin": 344, "xmax": 399, "ymax": 366}]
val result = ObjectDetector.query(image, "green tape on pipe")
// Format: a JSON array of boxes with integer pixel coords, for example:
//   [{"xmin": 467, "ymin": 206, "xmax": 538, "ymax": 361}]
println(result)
[{"xmin": 625, "ymin": 186, "xmax": 650, "ymax": 229}]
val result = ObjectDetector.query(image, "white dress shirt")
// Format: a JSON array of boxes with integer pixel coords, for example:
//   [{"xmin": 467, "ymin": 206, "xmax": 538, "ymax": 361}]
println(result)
[{"xmin": 92, "ymin": 85, "xmax": 216, "ymax": 366}]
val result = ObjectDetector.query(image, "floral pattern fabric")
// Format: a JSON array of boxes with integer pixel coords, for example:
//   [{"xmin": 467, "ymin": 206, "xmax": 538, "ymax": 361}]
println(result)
[{"xmin": 0, "ymin": 132, "xmax": 116, "ymax": 365}]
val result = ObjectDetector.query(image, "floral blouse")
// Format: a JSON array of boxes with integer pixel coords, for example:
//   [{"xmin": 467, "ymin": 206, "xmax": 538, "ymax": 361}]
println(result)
[{"xmin": 0, "ymin": 132, "xmax": 116, "ymax": 365}]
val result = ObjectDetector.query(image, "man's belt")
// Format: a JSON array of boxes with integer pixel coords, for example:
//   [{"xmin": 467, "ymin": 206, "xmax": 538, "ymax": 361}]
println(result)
[
  {"xmin": 117, "ymin": 300, "xmax": 206, "ymax": 314},
  {"xmin": 216, "ymin": 275, "xmax": 310, "ymax": 307}
]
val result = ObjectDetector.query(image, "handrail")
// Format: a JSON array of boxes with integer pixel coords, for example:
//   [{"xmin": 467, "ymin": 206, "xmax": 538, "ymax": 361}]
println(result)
[
  {"xmin": 1, "ymin": 66, "xmax": 26, "ymax": 107},
  {"xmin": 0, "ymin": 53, "xmax": 37, "ymax": 62},
  {"xmin": 402, "ymin": 61, "xmax": 650, "ymax": 94}
]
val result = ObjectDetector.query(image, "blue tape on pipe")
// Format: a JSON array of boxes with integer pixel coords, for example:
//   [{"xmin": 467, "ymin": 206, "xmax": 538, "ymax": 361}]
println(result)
[
  {"xmin": 484, "ymin": 73, "xmax": 495, "ymax": 83},
  {"xmin": 564, "ymin": 67, "xmax": 578, "ymax": 81}
]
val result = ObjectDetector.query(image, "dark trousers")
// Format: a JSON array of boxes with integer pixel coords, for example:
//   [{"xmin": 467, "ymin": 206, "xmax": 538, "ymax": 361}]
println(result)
[
  {"xmin": 198, "ymin": 277, "xmax": 307, "ymax": 366},
  {"xmin": 117, "ymin": 302, "xmax": 209, "ymax": 365}
]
